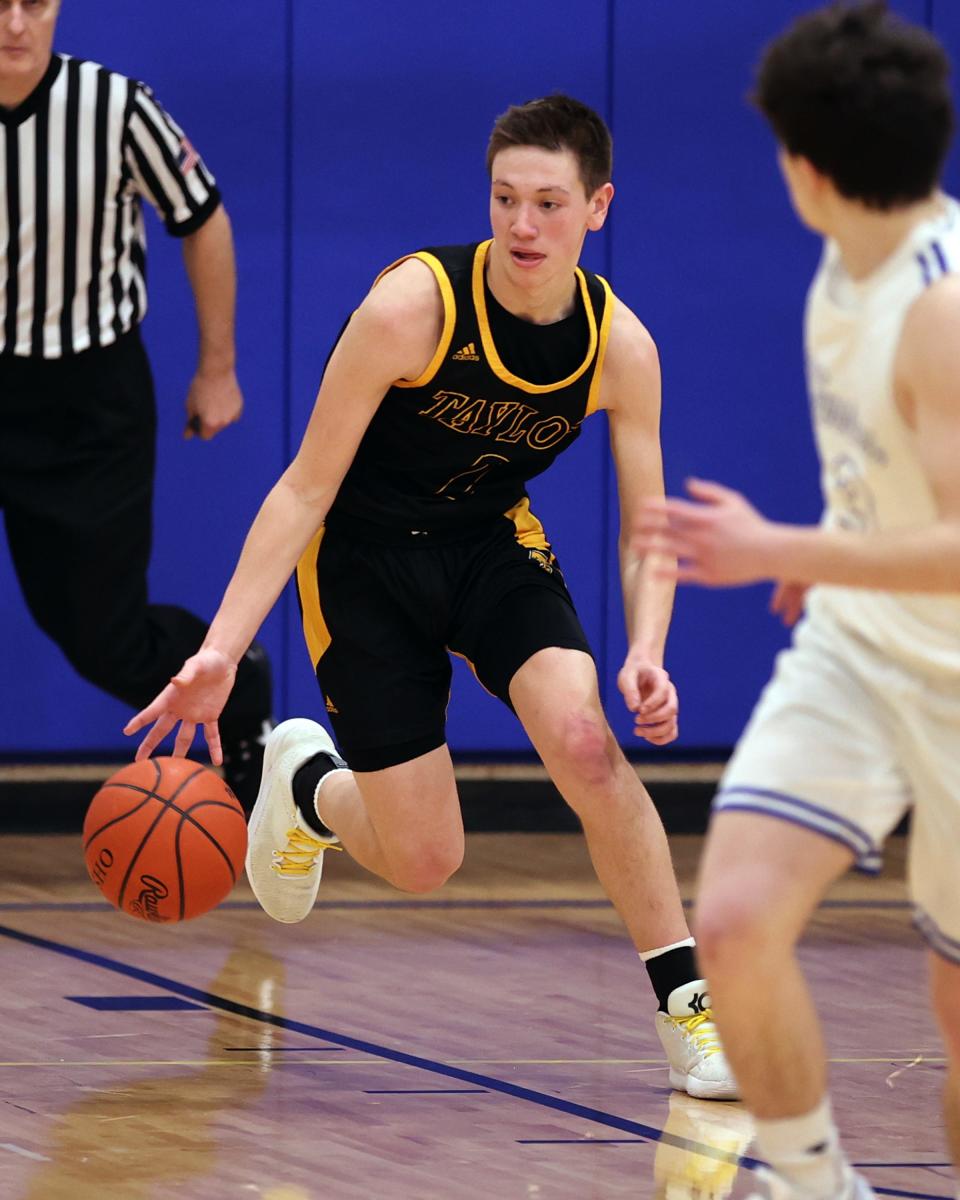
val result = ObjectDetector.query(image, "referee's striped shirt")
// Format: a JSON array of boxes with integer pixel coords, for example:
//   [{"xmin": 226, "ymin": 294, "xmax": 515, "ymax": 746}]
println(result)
[{"xmin": 0, "ymin": 53, "xmax": 221, "ymax": 359}]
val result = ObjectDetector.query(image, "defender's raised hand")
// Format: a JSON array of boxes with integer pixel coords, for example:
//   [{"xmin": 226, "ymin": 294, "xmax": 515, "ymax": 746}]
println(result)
[{"xmin": 637, "ymin": 478, "xmax": 786, "ymax": 587}]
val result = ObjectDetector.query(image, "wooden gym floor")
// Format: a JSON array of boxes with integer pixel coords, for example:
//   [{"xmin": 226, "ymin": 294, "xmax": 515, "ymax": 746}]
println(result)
[{"xmin": 0, "ymin": 825, "xmax": 952, "ymax": 1199}]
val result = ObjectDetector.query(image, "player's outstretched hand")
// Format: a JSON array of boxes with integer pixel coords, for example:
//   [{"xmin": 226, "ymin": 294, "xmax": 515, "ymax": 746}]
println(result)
[
  {"xmin": 636, "ymin": 478, "xmax": 782, "ymax": 587},
  {"xmin": 618, "ymin": 657, "xmax": 679, "ymax": 745},
  {"xmin": 770, "ymin": 580, "xmax": 808, "ymax": 626},
  {"xmin": 123, "ymin": 648, "xmax": 238, "ymax": 765}
]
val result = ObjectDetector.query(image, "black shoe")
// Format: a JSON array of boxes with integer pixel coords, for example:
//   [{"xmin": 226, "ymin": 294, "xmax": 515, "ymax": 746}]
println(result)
[
  {"xmin": 222, "ymin": 717, "xmax": 274, "ymax": 812},
  {"xmin": 221, "ymin": 642, "xmax": 275, "ymax": 812}
]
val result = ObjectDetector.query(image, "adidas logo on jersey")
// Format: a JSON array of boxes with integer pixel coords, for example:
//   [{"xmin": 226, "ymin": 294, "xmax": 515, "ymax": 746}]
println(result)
[
  {"xmin": 452, "ymin": 342, "xmax": 480, "ymax": 362},
  {"xmin": 324, "ymin": 694, "xmax": 339, "ymax": 715}
]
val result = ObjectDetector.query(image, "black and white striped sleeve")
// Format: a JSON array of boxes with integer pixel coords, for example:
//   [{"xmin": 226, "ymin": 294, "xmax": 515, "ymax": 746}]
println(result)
[{"xmin": 123, "ymin": 82, "xmax": 221, "ymax": 237}]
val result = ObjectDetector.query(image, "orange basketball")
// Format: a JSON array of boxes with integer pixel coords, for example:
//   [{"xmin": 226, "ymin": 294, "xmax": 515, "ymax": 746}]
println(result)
[{"xmin": 83, "ymin": 757, "xmax": 247, "ymax": 922}]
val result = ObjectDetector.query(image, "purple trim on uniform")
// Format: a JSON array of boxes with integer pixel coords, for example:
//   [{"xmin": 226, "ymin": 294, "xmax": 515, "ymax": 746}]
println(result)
[
  {"xmin": 713, "ymin": 802, "xmax": 882, "ymax": 875},
  {"xmin": 914, "ymin": 908, "xmax": 960, "ymax": 964},
  {"xmin": 917, "ymin": 252, "xmax": 933, "ymax": 287},
  {"xmin": 931, "ymin": 240, "xmax": 950, "ymax": 275},
  {"xmin": 716, "ymin": 786, "xmax": 875, "ymax": 853}
]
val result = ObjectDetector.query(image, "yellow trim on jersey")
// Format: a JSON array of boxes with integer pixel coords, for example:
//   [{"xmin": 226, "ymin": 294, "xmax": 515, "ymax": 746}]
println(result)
[
  {"xmin": 585, "ymin": 275, "xmax": 615, "ymax": 416},
  {"xmin": 473, "ymin": 239, "xmax": 599, "ymax": 394},
  {"xmin": 505, "ymin": 496, "xmax": 551, "ymax": 552},
  {"xmin": 372, "ymin": 251, "xmax": 457, "ymax": 390},
  {"xmin": 297, "ymin": 526, "xmax": 330, "ymax": 669}
]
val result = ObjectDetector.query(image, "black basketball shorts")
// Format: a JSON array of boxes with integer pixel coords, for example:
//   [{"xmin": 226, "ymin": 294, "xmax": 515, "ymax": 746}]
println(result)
[{"xmin": 296, "ymin": 510, "xmax": 593, "ymax": 771}]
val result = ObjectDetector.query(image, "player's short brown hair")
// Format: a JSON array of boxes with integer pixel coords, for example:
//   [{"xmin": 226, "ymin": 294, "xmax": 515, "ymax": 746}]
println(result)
[{"xmin": 486, "ymin": 94, "xmax": 612, "ymax": 196}]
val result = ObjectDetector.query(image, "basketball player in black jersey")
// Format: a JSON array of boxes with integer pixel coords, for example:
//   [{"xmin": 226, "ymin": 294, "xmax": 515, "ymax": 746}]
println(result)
[{"xmin": 126, "ymin": 94, "xmax": 736, "ymax": 1099}]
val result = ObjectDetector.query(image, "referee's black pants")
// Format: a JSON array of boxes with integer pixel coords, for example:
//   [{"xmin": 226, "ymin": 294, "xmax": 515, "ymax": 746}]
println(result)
[{"xmin": 0, "ymin": 331, "xmax": 268, "ymax": 741}]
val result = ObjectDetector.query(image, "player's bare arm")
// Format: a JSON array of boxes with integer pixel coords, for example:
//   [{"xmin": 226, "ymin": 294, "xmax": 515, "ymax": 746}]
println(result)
[
  {"xmin": 637, "ymin": 278, "xmax": 960, "ymax": 594},
  {"xmin": 124, "ymin": 258, "xmax": 445, "ymax": 759},
  {"xmin": 599, "ymin": 298, "xmax": 678, "ymax": 744}
]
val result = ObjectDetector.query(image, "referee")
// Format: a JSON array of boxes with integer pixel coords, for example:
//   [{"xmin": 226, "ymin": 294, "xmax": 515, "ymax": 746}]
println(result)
[{"xmin": 0, "ymin": 0, "xmax": 271, "ymax": 803}]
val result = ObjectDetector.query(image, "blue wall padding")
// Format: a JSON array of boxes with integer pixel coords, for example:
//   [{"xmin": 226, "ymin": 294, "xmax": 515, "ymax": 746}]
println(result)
[{"xmin": 0, "ymin": 0, "xmax": 949, "ymax": 755}]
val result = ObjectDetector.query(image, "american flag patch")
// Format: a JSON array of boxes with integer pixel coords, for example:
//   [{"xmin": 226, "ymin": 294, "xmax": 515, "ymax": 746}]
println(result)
[{"xmin": 178, "ymin": 137, "xmax": 199, "ymax": 175}]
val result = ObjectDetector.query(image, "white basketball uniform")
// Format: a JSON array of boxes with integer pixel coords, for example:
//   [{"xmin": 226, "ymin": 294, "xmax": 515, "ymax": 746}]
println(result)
[{"xmin": 715, "ymin": 195, "xmax": 960, "ymax": 959}]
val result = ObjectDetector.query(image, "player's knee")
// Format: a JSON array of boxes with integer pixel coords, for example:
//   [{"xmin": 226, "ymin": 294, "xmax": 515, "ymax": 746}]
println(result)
[
  {"xmin": 553, "ymin": 710, "xmax": 618, "ymax": 792},
  {"xmin": 695, "ymin": 892, "xmax": 776, "ymax": 976},
  {"xmin": 387, "ymin": 841, "xmax": 463, "ymax": 894}
]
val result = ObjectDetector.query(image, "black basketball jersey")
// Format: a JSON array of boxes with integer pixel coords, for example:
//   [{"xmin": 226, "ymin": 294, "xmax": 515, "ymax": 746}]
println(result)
[{"xmin": 327, "ymin": 240, "xmax": 614, "ymax": 535}]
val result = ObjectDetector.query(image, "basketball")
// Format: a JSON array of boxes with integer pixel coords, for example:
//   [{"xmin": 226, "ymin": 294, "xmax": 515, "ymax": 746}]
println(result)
[{"xmin": 83, "ymin": 757, "xmax": 248, "ymax": 922}]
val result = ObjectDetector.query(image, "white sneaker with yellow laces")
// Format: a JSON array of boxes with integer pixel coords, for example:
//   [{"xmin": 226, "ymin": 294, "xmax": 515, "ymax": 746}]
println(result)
[
  {"xmin": 245, "ymin": 719, "xmax": 345, "ymax": 924},
  {"xmin": 655, "ymin": 979, "xmax": 739, "ymax": 1100}
]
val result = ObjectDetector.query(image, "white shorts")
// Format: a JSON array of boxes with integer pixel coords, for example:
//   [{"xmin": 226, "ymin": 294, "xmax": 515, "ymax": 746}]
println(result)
[{"xmin": 715, "ymin": 615, "xmax": 960, "ymax": 961}]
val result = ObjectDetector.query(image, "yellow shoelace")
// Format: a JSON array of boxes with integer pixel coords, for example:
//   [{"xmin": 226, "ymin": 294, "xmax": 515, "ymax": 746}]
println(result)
[
  {"xmin": 272, "ymin": 827, "xmax": 343, "ymax": 876},
  {"xmin": 671, "ymin": 1009, "xmax": 722, "ymax": 1059}
]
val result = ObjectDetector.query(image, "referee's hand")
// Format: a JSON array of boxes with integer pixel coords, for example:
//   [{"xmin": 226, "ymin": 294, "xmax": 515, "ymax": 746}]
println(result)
[{"xmin": 184, "ymin": 367, "xmax": 244, "ymax": 440}]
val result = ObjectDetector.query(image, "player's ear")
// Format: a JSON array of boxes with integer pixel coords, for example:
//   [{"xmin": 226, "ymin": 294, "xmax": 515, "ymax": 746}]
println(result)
[{"xmin": 587, "ymin": 182, "xmax": 614, "ymax": 231}]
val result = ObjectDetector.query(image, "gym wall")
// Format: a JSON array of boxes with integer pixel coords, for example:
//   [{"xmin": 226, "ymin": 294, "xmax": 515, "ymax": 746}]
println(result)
[{"xmin": 0, "ymin": 0, "xmax": 949, "ymax": 756}]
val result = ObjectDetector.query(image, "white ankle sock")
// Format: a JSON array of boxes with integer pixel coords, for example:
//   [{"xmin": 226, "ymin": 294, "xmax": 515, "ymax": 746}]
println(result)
[
  {"xmin": 312, "ymin": 767, "xmax": 351, "ymax": 834},
  {"xmin": 638, "ymin": 936, "xmax": 696, "ymax": 962},
  {"xmin": 753, "ymin": 1097, "xmax": 850, "ymax": 1198}
]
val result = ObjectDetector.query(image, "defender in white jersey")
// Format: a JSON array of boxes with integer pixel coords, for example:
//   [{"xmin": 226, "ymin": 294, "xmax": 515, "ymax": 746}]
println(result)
[{"xmin": 640, "ymin": 4, "xmax": 960, "ymax": 1199}]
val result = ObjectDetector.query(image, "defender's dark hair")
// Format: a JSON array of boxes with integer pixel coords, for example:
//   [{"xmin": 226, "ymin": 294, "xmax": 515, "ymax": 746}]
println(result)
[
  {"xmin": 754, "ymin": 0, "xmax": 954, "ymax": 210},
  {"xmin": 486, "ymin": 93, "xmax": 613, "ymax": 196}
]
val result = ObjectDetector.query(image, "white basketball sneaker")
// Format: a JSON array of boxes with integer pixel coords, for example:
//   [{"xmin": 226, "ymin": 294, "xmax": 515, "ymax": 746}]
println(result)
[
  {"xmin": 746, "ymin": 1167, "xmax": 876, "ymax": 1199},
  {"xmin": 655, "ymin": 979, "xmax": 739, "ymax": 1100},
  {"xmin": 245, "ymin": 719, "xmax": 346, "ymax": 924}
]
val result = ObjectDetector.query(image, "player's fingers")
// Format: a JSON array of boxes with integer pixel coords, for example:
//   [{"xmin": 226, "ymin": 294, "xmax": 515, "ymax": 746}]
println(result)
[
  {"xmin": 621, "ymin": 689, "xmax": 641, "ymax": 713},
  {"xmin": 173, "ymin": 721, "xmax": 197, "ymax": 758},
  {"xmin": 617, "ymin": 670, "xmax": 641, "ymax": 712},
  {"xmin": 123, "ymin": 695, "xmax": 169, "ymax": 736},
  {"xmin": 652, "ymin": 561, "xmax": 681, "ymax": 582},
  {"xmin": 637, "ymin": 500, "xmax": 669, "ymax": 530},
  {"xmin": 637, "ymin": 532, "xmax": 688, "ymax": 564},
  {"xmin": 635, "ymin": 704, "xmax": 671, "ymax": 726},
  {"xmin": 204, "ymin": 721, "xmax": 224, "ymax": 767},
  {"xmin": 685, "ymin": 477, "xmax": 733, "ymax": 504},
  {"xmin": 123, "ymin": 709, "xmax": 150, "ymax": 736},
  {"xmin": 637, "ymin": 718, "xmax": 679, "ymax": 743},
  {"xmin": 638, "ymin": 674, "xmax": 670, "ymax": 710},
  {"xmin": 638, "ymin": 499, "xmax": 707, "ymax": 535},
  {"xmin": 639, "ymin": 696, "xmax": 677, "ymax": 724},
  {"xmin": 134, "ymin": 714, "xmax": 177, "ymax": 760},
  {"xmin": 171, "ymin": 664, "xmax": 198, "ymax": 689},
  {"xmin": 673, "ymin": 563, "xmax": 707, "ymax": 584}
]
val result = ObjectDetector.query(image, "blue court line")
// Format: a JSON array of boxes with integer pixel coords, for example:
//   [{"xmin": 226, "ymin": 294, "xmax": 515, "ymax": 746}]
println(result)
[
  {"xmin": 857, "ymin": 1164, "xmax": 952, "ymax": 1169},
  {"xmin": 222, "ymin": 1045, "xmax": 346, "ymax": 1052},
  {"xmin": 0, "ymin": 920, "xmax": 758, "ymax": 1172},
  {"xmin": 867, "ymin": 1193, "xmax": 944, "ymax": 1199},
  {"xmin": 0, "ymin": 921, "xmax": 947, "ymax": 1199},
  {"xmin": 516, "ymin": 1144, "xmax": 950, "ymax": 1200},
  {"xmin": 518, "ymin": 1138, "xmax": 648, "ymax": 1145},
  {"xmin": 364, "ymin": 1089, "xmax": 490, "ymax": 1095},
  {"xmin": 66, "ymin": 995, "xmax": 204, "ymax": 1012},
  {"xmin": 0, "ymin": 898, "xmax": 915, "ymax": 913}
]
